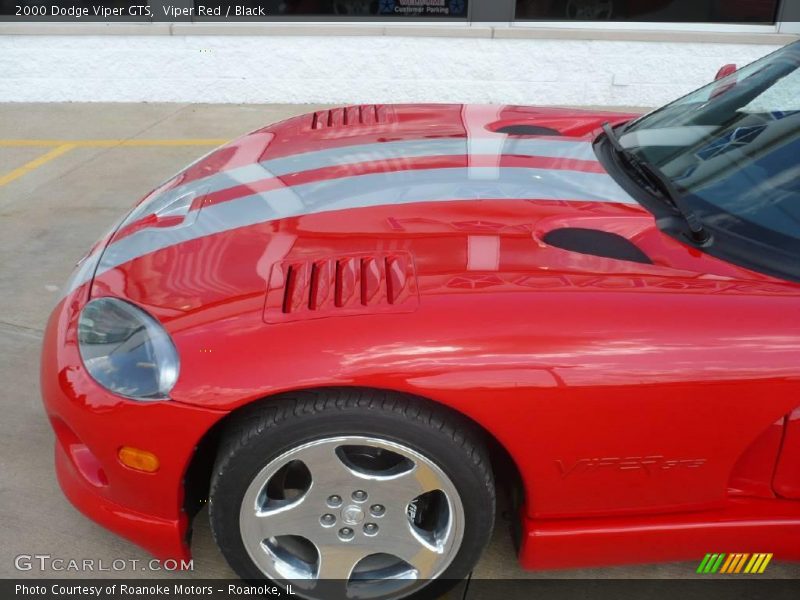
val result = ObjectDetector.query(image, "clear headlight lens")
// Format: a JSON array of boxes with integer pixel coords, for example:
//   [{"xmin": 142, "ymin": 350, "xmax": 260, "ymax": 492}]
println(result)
[{"xmin": 77, "ymin": 298, "xmax": 179, "ymax": 400}]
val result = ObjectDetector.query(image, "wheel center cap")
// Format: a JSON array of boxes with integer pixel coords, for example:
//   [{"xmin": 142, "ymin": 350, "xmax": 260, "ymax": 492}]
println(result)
[{"xmin": 341, "ymin": 505, "xmax": 365, "ymax": 525}]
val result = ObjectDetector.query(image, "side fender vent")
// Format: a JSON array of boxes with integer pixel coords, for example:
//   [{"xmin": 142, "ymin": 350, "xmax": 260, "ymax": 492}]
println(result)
[
  {"xmin": 310, "ymin": 105, "xmax": 393, "ymax": 130},
  {"xmin": 264, "ymin": 253, "xmax": 418, "ymax": 323},
  {"xmin": 543, "ymin": 228, "xmax": 652, "ymax": 265}
]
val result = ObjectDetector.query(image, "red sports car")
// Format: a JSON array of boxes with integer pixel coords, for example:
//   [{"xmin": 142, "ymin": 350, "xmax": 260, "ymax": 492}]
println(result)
[{"xmin": 42, "ymin": 42, "xmax": 800, "ymax": 597}]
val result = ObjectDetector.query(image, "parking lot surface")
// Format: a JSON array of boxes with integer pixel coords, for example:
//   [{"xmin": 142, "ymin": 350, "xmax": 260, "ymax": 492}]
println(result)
[{"xmin": 1, "ymin": 103, "xmax": 798, "ymax": 582}]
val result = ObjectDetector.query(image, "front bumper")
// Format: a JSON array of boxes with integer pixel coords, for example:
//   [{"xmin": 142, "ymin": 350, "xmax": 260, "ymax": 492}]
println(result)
[{"xmin": 41, "ymin": 288, "xmax": 226, "ymax": 562}]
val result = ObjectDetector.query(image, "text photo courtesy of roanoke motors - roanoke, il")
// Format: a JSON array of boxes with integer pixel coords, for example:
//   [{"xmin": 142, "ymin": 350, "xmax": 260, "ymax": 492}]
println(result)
[{"xmin": 1, "ymin": 2, "xmax": 800, "ymax": 600}]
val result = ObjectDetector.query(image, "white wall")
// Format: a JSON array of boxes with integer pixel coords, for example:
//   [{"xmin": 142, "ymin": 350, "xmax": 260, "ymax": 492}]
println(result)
[{"xmin": 0, "ymin": 34, "xmax": 784, "ymax": 106}]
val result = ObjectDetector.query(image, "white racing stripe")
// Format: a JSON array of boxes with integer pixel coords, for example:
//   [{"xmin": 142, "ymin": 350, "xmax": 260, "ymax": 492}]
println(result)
[
  {"xmin": 135, "ymin": 137, "xmax": 600, "ymax": 222},
  {"xmin": 91, "ymin": 166, "xmax": 633, "ymax": 281},
  {"xmin": 60, "ymin": 141, "xmax": 635, "ymax": 298}
]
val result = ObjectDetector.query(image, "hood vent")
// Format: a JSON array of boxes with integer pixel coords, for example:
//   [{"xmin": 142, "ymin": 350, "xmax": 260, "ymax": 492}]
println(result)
[
  {"xmin": 311, "ymin": 105, "xmax": 392, "ymax": 130},
  {"xmin": 493, "ymin": 124, "xmax": 561, "ymax": 136},
  {"xmin": 543, "ymin": 228, "xmax": 652, "ymax": 265},
  {"xmin": 264, "ymin": 252, "xmax": 418, "ymax": 323}
]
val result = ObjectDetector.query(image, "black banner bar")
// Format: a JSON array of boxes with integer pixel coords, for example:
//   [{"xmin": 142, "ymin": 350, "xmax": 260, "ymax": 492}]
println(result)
[
  {"xmin": 4, "ymin": 579, "xmax": 800, "ymax": 600},
  {"xmin": 0, "ymin": 0, "xmax": 793, "ymax": 23}
]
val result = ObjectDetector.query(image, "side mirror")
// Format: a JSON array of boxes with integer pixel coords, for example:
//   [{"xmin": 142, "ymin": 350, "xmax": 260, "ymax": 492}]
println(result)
[
  {"xmin": 711, "ymin": 64, "xmax": 738, "ymax": 99},
  {"xmin": 715, "ymin": 64, "xmax": 738, "ymax": 81}
]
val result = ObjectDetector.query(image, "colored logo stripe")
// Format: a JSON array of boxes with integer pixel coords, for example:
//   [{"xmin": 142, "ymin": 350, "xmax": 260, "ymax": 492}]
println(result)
[
  {"xmin": 697, "ymin": 553, "xmax": 726, "ymax": 573},
  {"xmin": 719, "ymin": 553, "xmax": 735, "ymax": 573},
  {"xmin": 723, "ymin": 554, "xmax": 746, "ymax": 573},
  {"xmin": 698, "ymin": 553, "xmax": 773, "ymax": 574}
]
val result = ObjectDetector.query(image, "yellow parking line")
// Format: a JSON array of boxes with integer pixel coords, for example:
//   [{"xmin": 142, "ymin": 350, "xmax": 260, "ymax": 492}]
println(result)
[
  {"xmin": 116, "ymin": 139, "xmax": 229, "ymax": 147},
  {"xmin": 0, "ymin": 138, "xmax": 229, "ymax": 187},
  {"xmin": 0, "ymin": 139, "xmax": 229, "ymax": 147},
  {"xmin": 0, "ymin": 144, "xmax": 77, "ymax": 187}
]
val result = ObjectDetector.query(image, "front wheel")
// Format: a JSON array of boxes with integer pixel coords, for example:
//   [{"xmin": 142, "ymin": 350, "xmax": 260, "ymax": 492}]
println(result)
[{"xmin": 208, "ymin": 390, "xmax": 495, "ymax": 599}]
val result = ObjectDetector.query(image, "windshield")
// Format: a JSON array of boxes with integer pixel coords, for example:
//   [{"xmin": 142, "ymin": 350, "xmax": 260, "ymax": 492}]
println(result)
[{"xmin": 615, "ymin": 42, "xmax": 800, "ymax": 280}]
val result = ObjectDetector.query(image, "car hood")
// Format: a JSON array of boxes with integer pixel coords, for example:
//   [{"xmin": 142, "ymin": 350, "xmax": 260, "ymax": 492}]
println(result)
[{"xmin": 76, "ymin": 104, "xmax": 778, "ymax": 317}]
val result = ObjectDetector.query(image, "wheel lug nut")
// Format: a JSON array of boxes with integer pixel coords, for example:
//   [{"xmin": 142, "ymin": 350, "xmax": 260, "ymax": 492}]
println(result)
[
  {"xmin": 352, "ymin": 490, "xmax": 368, "ymax": 502},
  {"xmin": 363, "ymin": 522, "xmax": 379, "ymax": 536},
  {"xmin": 369, "ymin": 504, "xmax": 385, "ymax": 517},
  {"xmin": 327, "ymin": 495, "xmax": 342, "ymax": 507},
  {"xmin": 338, "ymin": 527, "xmax": 354, "ymax": 541},
  {"xmin": 320, "ymin": 513, "xmax": 336, "ymax": 527}
]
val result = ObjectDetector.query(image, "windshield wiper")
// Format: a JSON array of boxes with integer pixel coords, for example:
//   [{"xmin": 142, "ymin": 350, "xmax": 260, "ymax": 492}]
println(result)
[{"xmin": 602, "ymin": 122, "xmax": 711, "ymax": 245}]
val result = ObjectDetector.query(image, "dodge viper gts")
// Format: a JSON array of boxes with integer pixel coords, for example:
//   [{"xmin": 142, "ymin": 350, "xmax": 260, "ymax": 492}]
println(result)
[{"xmin": 42, "ymin": 41, "xmax": 800, "ymax": 597}]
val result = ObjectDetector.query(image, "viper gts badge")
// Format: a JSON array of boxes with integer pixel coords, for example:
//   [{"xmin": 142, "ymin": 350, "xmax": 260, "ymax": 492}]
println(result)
[{"xmin": 556, "ymin": 456, "xmax": 707, "ymax": 478}]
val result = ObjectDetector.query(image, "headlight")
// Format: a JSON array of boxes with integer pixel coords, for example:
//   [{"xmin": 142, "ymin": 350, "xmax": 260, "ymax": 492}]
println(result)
[{"xmin": 77, "ymin": 298, "xmax": 179, "ymax": 400}]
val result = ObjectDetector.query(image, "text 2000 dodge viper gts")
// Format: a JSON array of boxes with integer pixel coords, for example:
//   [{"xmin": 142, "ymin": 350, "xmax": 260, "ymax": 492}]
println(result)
[{"xmin": 42, "ymin": 42, "xmax": 800, "ymax": 597}]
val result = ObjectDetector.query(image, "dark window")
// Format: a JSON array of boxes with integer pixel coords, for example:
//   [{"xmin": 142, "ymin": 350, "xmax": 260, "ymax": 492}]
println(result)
[{"xmin": 515, "ymin": 0, "xmax": 780, "ymax": 23}]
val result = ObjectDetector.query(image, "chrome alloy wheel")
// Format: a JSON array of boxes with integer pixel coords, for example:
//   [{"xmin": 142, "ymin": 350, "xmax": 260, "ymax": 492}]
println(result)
[{"xmin": 238, "ymin": 435, "xmax": 465, "ymax": 598}]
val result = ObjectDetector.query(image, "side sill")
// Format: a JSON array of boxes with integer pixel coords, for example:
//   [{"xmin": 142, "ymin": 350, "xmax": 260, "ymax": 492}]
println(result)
[{"xmin": 519, "ymin": 498, "xmax": 800, "ymax": 570}]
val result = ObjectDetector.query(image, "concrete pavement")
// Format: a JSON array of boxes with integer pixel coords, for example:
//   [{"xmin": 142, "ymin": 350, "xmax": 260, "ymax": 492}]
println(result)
[{"xmin": 1, "ymin": 103, "xmax": 798, "ymax": 582}]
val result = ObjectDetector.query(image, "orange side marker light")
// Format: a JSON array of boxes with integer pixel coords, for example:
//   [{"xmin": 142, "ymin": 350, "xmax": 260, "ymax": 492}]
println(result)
[{"xmin": 118, "ymin": 446, "xmax": 160, "ymax": 472}]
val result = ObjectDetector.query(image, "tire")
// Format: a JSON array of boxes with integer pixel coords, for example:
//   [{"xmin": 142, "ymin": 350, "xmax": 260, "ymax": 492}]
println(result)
[{"xmin": 209, "ymin": 388, "xmax": 495, "ymax": 599}]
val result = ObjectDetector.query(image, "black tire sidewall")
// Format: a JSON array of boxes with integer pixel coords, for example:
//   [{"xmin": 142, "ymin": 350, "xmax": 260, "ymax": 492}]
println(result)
[{"xmin": 209, "ymin": 402, "xmax": 495, "ymax": 592}]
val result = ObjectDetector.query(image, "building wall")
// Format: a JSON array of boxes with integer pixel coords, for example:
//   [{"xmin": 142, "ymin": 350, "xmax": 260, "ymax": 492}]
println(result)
[{"xmin": 0, "ymin": 31, "xmax": 789, "ymax": 106}]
